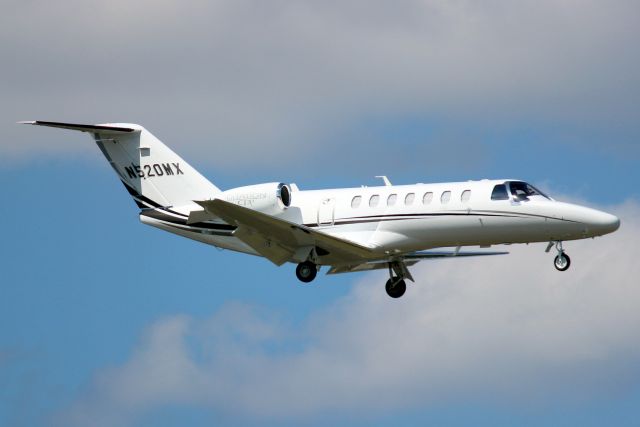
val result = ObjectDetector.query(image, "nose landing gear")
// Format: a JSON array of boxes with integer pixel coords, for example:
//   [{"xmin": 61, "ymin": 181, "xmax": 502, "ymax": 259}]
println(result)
[
  {"xmin": 554, "ymin": 253, "xmax": 571, "ymax": 271},
  {"xmin": 546, "ymin": 241, "xmax": 571, "ymax": 271}
]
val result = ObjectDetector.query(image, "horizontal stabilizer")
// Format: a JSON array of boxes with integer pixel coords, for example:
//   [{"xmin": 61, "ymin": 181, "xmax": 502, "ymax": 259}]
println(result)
[{"xmin": 19, "ymin": 120, "xmax": 137, "ymax": 134}]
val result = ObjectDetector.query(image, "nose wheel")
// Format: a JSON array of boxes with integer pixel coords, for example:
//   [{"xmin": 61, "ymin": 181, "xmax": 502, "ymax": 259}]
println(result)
[
  {"xmin": 547, "ymin": 241, "xmax": 571, "ymax": 271},
  {"xmin": 296, "ymin": 261, "xmax": 318, "ymax": 283},
  {"xmin": 554, "ymin": 253, "xmax": 571, "ymax": 271}
]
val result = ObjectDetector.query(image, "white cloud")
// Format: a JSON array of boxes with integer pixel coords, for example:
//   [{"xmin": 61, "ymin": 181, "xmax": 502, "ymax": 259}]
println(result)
[
  {"xmin": 57, "ymin": 200, "xmax": 640, "ymax": 426},
  {"xmin": 4, "ymin": 0, "xmax": 639, "ymax": 169}
]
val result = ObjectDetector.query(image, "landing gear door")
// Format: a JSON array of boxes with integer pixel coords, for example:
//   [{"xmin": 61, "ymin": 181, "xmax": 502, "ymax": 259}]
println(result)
[{"xmin": 317, "ymin": 198, "xmax": 336, "ymax": 226}]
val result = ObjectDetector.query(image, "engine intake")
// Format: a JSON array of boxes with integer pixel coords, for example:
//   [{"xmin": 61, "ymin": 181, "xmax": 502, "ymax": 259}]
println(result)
[{"xmin": 220, "ymin": 182, "xmax": 293, "ymax": 215}]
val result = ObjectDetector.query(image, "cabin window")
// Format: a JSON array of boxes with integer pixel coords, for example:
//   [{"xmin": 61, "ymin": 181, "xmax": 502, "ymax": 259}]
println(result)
[
  {"xmin": 387, "ymin": 194, "xmax": 397, "ymax": 206},
  {"xmin": 405, "ymin": 193, "xmax": 415, "ymax": 205},
  {"xmin": 491, "ymin": 184, "xmax": 509, "ymax": 201},
  {"xmin": 461, "ymin": 190, "xmax": 471, "ymax": 203},
  {"xmin": 441, "ymin": 191, "xmax": 451, "ymax": 204},
  {"xmin": 422, "ymin": 192, "xmax": 433, "ymax": 204},
  {"xmin": 351, "ymin": 195, "xmax": 362, "ymax": 208},
  {"xmin": 369, "ymin": 195, "xmax": 380, "ymax": 207}
]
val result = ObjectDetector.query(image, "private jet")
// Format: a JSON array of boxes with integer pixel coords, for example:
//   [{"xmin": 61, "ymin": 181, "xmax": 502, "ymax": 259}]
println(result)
[{"xmin": 21, "ymin": 121, "xmax": 620, "ymax": 298}]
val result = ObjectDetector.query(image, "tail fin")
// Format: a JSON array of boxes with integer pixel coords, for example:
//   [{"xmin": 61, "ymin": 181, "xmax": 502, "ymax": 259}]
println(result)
[{"xmin": 20, "ymin": 121, "xmax": 220, "ymax": 209}]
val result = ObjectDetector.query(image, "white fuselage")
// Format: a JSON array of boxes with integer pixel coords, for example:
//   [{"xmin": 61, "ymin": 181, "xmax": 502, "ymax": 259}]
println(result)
[
  {"xmin": 22, "ymin": 121, "xmax": 621, "ymax": 295},
  {"xmin": 140, "ymin": 179, "xmax": 620, "ymax": 266}
]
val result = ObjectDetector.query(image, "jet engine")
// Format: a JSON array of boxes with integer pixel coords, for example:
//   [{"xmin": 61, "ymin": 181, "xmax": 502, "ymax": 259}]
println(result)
[{"xmin": 219, "ymin": 182, "xmax": 292, "ymax": 215}]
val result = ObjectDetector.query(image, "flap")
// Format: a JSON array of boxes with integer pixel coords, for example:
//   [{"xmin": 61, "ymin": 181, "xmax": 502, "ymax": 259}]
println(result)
[
  {"xmin": 404, "ymin": 250, "xmax": 509, "ymax": 260},
  {"xmin": 187, "ymin": 209, "xmax": 219, "ymax": 224},
  {"xmin": 195, "ymin": 199, "xmax": 376, "ymax": 265},
  {"xmin": 327, "ymin": 260, "xmax": 420, "ymax": 275},
  {"xmin": 327, "ymin": 250, "xmax": 508, "ymax": 275}
]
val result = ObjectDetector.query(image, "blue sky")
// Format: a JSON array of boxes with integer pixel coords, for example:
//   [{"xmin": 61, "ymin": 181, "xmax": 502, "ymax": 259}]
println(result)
[{"xmin": 2, "ymin": 1, "xmax": 640, "ymax": 426}]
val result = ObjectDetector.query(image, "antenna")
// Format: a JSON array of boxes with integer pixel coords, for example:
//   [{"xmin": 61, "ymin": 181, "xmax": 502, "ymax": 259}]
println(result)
[{"xmin": 375, "ymin": 176, "xmax": 392, "ymax": 186}]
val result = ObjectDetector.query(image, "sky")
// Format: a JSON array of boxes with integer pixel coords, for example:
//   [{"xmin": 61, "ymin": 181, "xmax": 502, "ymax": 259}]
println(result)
[{"xmin": 1, "ymin": 1, "xmax": 639, "ymax": 426}]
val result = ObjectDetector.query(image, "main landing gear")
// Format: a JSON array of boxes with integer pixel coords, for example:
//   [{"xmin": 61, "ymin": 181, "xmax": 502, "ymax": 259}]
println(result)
[
  {"xmin": 386, "ymin": 276, "xmax": 406, "ymax": 299},
  {"xmin": 296, "ymin": 260, "xmax": 317, "ymax": 283},
  {"xmin": 385, "ymin": 261, "xmax": 414, "ymax": 298},
  {"xmin": 295, "ymin": 259, "xmax": 415, "ymax": 299},
  {"xmin": 546, "ymin": 241, "xmax": 571, "ymax": 271}
]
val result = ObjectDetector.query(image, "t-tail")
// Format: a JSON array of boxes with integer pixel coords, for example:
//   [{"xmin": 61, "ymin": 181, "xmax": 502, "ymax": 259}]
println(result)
[{"xmin": 19, "ymin": 121, "xmax": 220, "ymax": 209}]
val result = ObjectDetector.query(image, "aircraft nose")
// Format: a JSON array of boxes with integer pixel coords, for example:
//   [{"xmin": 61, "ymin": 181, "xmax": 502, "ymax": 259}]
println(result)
[{"xmin": 586, "ymin": 209, "xmax": 620, "ymax": 235}]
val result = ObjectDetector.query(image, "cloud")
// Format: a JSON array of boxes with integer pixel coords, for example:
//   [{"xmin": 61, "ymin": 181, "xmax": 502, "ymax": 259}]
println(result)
[
  {"xmin": 4, "ymin": 0, "xmax": 640, "ymax": 172},
  {"xmin": 56, "ymin": 200, "xmax": 640, "ymax": 426}
]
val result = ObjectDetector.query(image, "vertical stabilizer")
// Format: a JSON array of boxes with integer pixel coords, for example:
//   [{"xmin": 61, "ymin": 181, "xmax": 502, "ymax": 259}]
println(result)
[{"xmin": 20, "ymin": 121, "xmax": 220, "ymax": 209}]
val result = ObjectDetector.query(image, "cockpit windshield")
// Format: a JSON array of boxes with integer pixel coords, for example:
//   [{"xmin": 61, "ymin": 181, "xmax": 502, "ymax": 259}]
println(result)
[{"xmin": 507, "ymin": 181, "xmax": 550, "ymax": 200}]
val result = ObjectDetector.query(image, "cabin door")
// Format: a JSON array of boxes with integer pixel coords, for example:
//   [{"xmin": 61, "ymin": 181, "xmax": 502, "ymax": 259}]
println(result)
[{"xmin": 317, "ymin": 198, "xmax": 336, "ymax": 226}]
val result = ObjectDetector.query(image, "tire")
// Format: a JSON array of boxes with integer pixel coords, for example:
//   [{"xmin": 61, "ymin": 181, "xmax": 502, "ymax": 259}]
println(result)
[
  {"xmin": 385, "ymin": 277, "xmax": 406, "ymax": 298},
  {"xmin": 296, "ymin": 261, "xmax": 317, "ymax": 283},
  {"xmin": 554, "ymin": 253, "xmax": 571, "ymax": 271}
]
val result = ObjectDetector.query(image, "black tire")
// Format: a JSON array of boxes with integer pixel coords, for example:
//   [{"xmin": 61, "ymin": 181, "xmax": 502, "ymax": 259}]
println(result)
[
  {"xmin": 296, "ymin": 261, "xmax": 317, "ymax": 283},
  {"xmin": 554, "ymin": 253, "xmax": 571, "ymax": 271},
  {"xmin": 385, "ymin": 277, "xmax": 406, "ymax": 298}
]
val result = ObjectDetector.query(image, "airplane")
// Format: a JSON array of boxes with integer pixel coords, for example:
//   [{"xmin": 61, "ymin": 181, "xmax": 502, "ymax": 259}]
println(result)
[{"xmin": 21, "ymin": 121, "xmax": 621, "ymax": 298}]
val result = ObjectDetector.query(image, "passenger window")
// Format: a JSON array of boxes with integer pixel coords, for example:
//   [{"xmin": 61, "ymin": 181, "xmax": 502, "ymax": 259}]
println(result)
[
  {"xmin": 387, "ymin": 194, "xmax": 397, "ymax": 206},
  {"xmin": 441, "ymin": 191, "xmax": 451, "ymax": 204},
  {"xmin": 369, "ymin": 195, "xmax": 380, "ymax": 207},
  {"xmin": 491, "ymin": 184, "xmax": 509, "ymax": 201},
  {"xmin": 461, "ymin": 190, "xmax": 471, "ymax": 202},
  {"xmin": 422, "ymin": 192, "xmax": 433, "ymax": 204},
  {"xmin": 351, "ymin": 195, "xmax": 362, "ymax": 208},
  {"xmin": 405, "ymin": 193, "xmax": 415, "ymax": 205}
]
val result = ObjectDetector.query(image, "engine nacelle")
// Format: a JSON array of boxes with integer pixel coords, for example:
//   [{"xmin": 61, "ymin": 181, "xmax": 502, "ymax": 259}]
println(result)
[{"xmin": 219, "ymin": 182, "xmax": 292, "ymax": 215}]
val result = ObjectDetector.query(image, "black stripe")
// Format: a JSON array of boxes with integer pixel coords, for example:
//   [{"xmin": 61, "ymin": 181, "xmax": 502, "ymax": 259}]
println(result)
[
  {"xmin": 120, "ymin": 180, "xmax": 189, "ymax": 219},
  {"xmin": 305, "ymin": 211, "xmax": 579, "ymax": 227},
  {"xmin": 133, "ymin": 199, "xmax": 147, "ymax": 209},
  {"xmin": 305, "ymin": 212, "xmax": 515, "ymax": 227},
  {"xmin": 476, "ymin": 209, "xmax": 580, "ymax": 222},
  {"xmin": 334, "ymin": 210, "xmax": 568, "ymax": 222},
  {"xmin": 161, "ymin": 222, "xmax": 234, "ymax": 236},
  {"xmin": 119, "ymin": 181, "xmax": 162, "ymax": 210},
  {"xmin": 141, "ymin": 210, "xmax": 235, "ymax": 231}
]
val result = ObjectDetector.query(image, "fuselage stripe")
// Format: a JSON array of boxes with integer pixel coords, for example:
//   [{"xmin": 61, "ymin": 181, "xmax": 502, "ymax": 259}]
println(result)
[{"xmin": 303, "ymin": 211, "xmax": 578, "ymax": 227}]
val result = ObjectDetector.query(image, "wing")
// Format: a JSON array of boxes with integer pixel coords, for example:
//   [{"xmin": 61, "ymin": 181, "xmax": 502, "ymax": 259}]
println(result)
[
  {"xmin": 327, "ymin": 249, "xmax": 508, "ymax": 275},
  {"xmin": 195, "ymin": 199, "xmax": 377, "ymax": 265},
  {"xmin": 403, "ymin": 250, "xmax": 509, "ymax": 260}
]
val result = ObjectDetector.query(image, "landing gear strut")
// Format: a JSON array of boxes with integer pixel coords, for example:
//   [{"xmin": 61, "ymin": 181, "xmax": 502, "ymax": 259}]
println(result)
[
  {"xmin": 296, "ymin": 261, "xmax": 317, "ymax": 283},
  {"xmin": 385, "ymin": 261, "xmax": 413, "ymax": 298},
  {"xmin": 547, "ymin": 241, "xmax": 571, "ymax": 271}
]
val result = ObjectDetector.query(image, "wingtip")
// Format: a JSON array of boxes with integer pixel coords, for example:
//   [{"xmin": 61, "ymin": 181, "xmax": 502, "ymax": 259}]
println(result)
[{"xmin": 17, "ymin": 120, "xmax": 36, "ymax": 125}]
